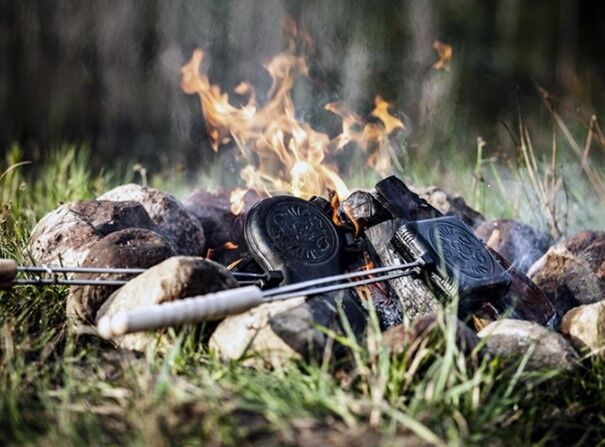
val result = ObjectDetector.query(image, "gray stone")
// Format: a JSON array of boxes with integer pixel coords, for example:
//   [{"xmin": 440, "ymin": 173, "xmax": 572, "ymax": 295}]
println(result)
[
  {"xmin": 183, "ymin": 189, "xmax": 235, "ymax": 249},
  {"xmin": 68, "ymin": 228, "xmax": 176, "ymax": 325},
  {"xmin": 210, "ymin": 292, "xmax": 367, "ymax": 367},
  {"xmin": 410, "ymin": 185, "xmax": 485, "ymax": 228},
  {"xmin": 383, "ymin": 312, "xmax": 482, "ymax": 356},
  {"xmin": 96, "ymin": 256, "xmax": 239, "ymax": 352},
  {"xmin": 478, "ymin": 319, "xmax": 579, "ymax": 370},
  {"xmin": 183, "ymin": 188, "xmax": 265, "ymax": 264},
  {"xmin": 528, "ymin": 231, "xmax": 605, "ymax": 317},
  {"xmin": 209, "ymin": 298, "xmax": 306, "ymax": 367},
  {"xmin": 26, "ymin": 200, "xmax": 155, "ymax": 267},
  {"xmin": 99, "ymin": 184, "xmax": 206, "ymax": 256},
  {"xmin": 561, "ymin": 302, "xmax": 605, "ymax": 357},
  {"xmin": 183, "ymin": 188, "xmax": 265, "ymax": 247},
  {"xmin": 69, "ymin": 200, "xmax": 155, "ymax": 235},
  {"xmin": 475, "ymin": 219, "xmax": 552, "ymax": 273}
]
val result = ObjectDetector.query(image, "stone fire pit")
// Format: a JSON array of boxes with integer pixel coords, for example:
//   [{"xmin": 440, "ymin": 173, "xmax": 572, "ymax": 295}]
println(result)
[{"xmin": 24, "ymin": 176, "xmax": 605, "ymax": 369}]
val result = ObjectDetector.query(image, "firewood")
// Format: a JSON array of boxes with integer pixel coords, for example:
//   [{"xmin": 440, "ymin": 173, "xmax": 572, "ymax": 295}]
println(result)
[
  {"xmin": 364, "ymin": 219, "xmax": 441, "ymax": 325},
  {"xmin": 370, "ymin": 176, "xmax": 555, "ymax": 326}
]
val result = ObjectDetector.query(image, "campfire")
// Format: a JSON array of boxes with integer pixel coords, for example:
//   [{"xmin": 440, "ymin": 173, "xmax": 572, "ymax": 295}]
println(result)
[
  {"xmin": 4, "ymin": 22, "xmax": 587, "ymax": 369},
  {"xmin": 6, "ymin": 4, "xmax": 605, "ymax": 443}
]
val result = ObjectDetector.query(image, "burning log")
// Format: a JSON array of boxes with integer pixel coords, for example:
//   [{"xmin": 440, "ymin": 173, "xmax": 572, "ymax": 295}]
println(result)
[
  {"xmin": 337, "ymin": 190, "xmax": 391, "ymax": 231},
  {"xmin": 374, "ymin": 176, "xmax": 440, "ymax": 221},
  {"xmin": 365, "ymin": 219, "xmax": 440, "ymax": 325},
  {"xmin": 341, "ymin": 176, "xmax": 555, "ymax": 326}
]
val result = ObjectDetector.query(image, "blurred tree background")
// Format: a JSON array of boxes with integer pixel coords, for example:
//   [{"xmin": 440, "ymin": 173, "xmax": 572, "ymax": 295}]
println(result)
[{"xmin": 1, "ymin": 0, "xmax": 603, "ymax": 174}]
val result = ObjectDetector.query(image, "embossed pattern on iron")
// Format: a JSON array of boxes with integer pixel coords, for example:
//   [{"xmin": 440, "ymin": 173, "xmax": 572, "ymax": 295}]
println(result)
[
  {"xmin": 428, "ymin": 219, "xmax": 495, "ymax": 279},
  {"xmin": 266, "ymin": 201, "xmax": 338, "ymax": 264}
]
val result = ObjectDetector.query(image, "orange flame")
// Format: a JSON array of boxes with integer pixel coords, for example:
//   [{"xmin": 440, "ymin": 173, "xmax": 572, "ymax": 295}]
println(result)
[
  {"xmin": 229, "ymin": 187, "xmax": 248, "ymax": 215},
  {"xmin": 206, "ymin": 241, "xmax": 240, "ymax": 260},
  {"xmin": 182, "ymin": 34, "xmax": 404, "ymax": 200},
  {"xmin": 329, "ymin": 191, "xmax": 363, "ymax": 238},
  {"xmin": 325, "ymin": 95, "xmax": 405, "ymax": 176},
  {"xmin": 432, "ymin": 40, "xmax": 452, "ymax": 71}
]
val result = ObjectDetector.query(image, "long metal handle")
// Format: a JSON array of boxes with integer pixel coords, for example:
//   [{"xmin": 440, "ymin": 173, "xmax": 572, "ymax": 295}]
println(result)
[
  {"xmin": 18, "ymin": 265, "xmax": 147, "ymax": 275},
  {"xmin": 263, "ymin": 259, "xmax": 423, "ymax": 298},
  {"xmin": 3, "ymin": 257, "xmax": 264, "ymax": 276},
  {"xmin": 0, "ymin": 257, "xmax": 265, "ymax": 290},
  {"xmin": 96, "ymin": 266, "xmax": 422, "ymax": 338},
  {"xmin": 14, "ymin": 278, "xmax": 129, "ymax": 287},
  {"xmin": 97, "ymin": 286, "xmax": 264, "ymax": 338},
  {"xmin": 268, "ymin": 269, "xmax": 418, "ymax": 301},
  {"xmin": 0, "ymin": 259, "xmax": 17, "ymax": 289}
]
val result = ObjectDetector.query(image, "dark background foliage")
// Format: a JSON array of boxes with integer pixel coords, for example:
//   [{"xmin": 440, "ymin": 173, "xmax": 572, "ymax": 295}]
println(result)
[{"xmin": 1, "ymin": 0, "xmax": 603, "ymax": 171}]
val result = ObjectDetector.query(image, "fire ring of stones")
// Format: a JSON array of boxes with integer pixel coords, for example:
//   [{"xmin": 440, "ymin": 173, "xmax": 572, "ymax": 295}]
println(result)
[
  {"xmin": 429, "ymin": 220, "xmax": 494, "ymax": 279},
  {"xmin": 267, "ymin": 202, "xmax": 337, "ymax": 263}
]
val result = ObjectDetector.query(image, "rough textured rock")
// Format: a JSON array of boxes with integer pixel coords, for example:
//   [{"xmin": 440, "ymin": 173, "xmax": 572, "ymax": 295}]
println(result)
[
  {"xmin": 561, "ymin": 301, "xmax": 605, "ymax": 356},
  {"xmin": 99, "ymin": 184, "xmax": 206, "ymax": 256},
  {"xmin": 68, "ymin": 228, "xmax": 176, "ymax": 325},
  {"xmin": 528, "ymin": 231, "xmax": 605, "ymax": 317},
  {"xmin": 475, "ymin": 219, "xmax": 552, "ymax": 273},
  {"xmin": 209, "ymin": 298, "xmax": 306, "ymax": 367},
  {"xmin": 183, "ymin": 188, "xmax": 265, "ymax": 263},
  {"xmin": 383, "ymin": 313, "xmax": 482, "ymax": 356},
  {"xmin": 183, "ymin": 189, "xmax": 235, "ymax": 249},
  {"xmin": 183, "ymin": 188, "xmax": 265, "ymax": 247},
  {"xmin": 478, "ymin": 319, "xmax": 579, "ymax": 370},
  {"xmin": 97, "ymin": 256, "xmax": 239, "ymax": 352},
  {"xmin": 210, "ymin": 292, "xmax": 367, "ymax": 367},
  {"xmin": 410, "ymin": 185, "xmax": 485, "ymax": 228},
  {"xmin": 26, "ymin": 200, "xmax": 155, "ymax": 267}
]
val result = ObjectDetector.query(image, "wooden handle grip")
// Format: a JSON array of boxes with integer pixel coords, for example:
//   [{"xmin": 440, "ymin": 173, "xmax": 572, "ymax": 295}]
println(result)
[
  {"xmin": 0, "ymin": 259, "xmax": 17, "ymax": 289},
  {"xmin": 97, "ymin": 286, "xmax": 264, "ymax": 338}
]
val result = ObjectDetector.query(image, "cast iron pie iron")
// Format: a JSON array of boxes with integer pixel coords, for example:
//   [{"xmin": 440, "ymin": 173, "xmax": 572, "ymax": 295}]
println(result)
[
  {"xmin": 392, "ymin": 216, "xmax": 512, "ymax": 304},
  {"xmin": 244, "ymin": 195, "xmax": 367, "ymax": 358},
  {"xmin": 244, "ymin": 195, "xmax": 343, "ymax": 284}
]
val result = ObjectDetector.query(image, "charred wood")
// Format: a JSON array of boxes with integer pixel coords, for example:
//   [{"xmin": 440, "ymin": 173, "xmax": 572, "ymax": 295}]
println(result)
[{"xmin": 364, "ymin": 219, "xmax": 441, "ymax": 326}]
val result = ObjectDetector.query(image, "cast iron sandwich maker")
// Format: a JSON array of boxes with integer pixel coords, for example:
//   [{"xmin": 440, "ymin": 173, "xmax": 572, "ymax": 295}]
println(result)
[
  {"xmin": 243, "ymin": 195, "xmax": 367, "ymax": 357},
  {"xmin": 240, "ymin": 191, "xmax": 512, "ymax": 354}
]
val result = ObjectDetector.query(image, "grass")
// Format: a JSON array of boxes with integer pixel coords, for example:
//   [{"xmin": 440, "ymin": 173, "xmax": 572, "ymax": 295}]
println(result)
[{"xmin": 1, "ymin": 114, "xmax": 605, "ymax": 446}]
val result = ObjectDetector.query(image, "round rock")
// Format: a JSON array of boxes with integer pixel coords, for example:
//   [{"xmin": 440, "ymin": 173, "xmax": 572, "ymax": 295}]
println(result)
[
  {"xmin": 99, "ymin": 184, "xmax": 206, "ymax": 256},
  {"xmin": 182, "ymin": 189, "xmax": 235, "ymax": 249},
  {"xmin": 478, "ymin": 319, "xmax": 579, "ymax": 371},
  {"xmin": 183, "ymin": 188, "xmax": 265, "ymax": 264},
  {"xmin": 528, "ymin": 231, "xmax": 605, "ymax": 317},
  {"xmin": 67, "ymin": 228, "xmax": 175, "ymax": 325},
  {"xmin": 26, "ymin": 200, "xmax": 155, "ymax": 267},
  {"xmin": 561, "ymin": 301, "xmax": 605, "ymax": 357},
  {"xmin": 410, "ymin": 185, "xmax": 485, "ymax": 229},
  {"xmin": 383, "ymin": 312, "xmax": 482, "ymax": 356},
  {"xmin": 475, "ymin": 219, "xmax": 552, "ymax": 273},
  {"xmin": 97, "ymin": 256, "xmax": 240, "ymax": 352},
  {"xmin": 210, "ymin": 292, "xmax": 367, "ymax": 367}
]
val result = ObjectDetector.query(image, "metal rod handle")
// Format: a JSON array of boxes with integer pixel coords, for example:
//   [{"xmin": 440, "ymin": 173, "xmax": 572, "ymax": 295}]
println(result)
[
  {"xmin": 97, "ymin": 285, "xmax": 264, "ymax": 338},
  {"xmin": 14, "ymin": 278, "xmax": 129, "ymax": 287},
  {"xmin": 263, "ymin": 259, "xmax": 423, "ymax": 297},
  {"xmin": 0, "ymin": 259, "xmax": 17, "ymax": 289},
  {"xmin": 18, "ymin": 265, "xmax": 146, "ymax": 275},
  {"xmin": 9, "ymin": 258, "xmax": 264, "ymax": 278},
  {"xmin": 267, "ymin": 269, "xmax": 418, "ymax": 302}
]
